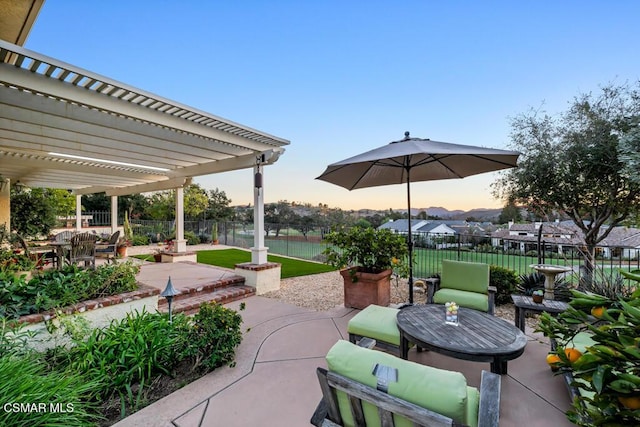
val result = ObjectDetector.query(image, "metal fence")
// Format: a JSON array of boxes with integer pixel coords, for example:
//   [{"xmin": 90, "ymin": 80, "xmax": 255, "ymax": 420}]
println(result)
[{"xmin": 81, "ymin": 214, "xmax": 640, "ymax": 282}]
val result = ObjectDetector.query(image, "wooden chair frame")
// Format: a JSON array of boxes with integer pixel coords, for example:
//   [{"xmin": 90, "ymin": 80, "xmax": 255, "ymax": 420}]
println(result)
[{"xmin": 311, "ymin": 368, "xmax": 500, "ymax": 427}]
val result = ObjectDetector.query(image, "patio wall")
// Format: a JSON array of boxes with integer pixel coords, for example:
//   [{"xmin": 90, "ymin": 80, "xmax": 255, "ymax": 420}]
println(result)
[{"xmin": 12, "ymin": 285, "xmax": 159, "ymax": 352}]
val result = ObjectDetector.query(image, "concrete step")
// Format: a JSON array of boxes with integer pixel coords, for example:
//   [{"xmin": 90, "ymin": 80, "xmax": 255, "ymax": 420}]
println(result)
[{"xmin": 158, "ymin": 275, "xmax": 254, "ymax": 315}]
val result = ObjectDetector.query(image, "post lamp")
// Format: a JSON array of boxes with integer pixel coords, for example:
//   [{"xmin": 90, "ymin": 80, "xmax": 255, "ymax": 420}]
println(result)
[{"xmin": 161, "ymin": 276, "xmax": 179, "ymax": 322}]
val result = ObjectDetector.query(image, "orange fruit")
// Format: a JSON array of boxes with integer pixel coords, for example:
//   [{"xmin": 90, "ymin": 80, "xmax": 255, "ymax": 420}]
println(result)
[
  {"xmin": 591, "ymin": 306, "xmax": 605, "ymax": 318},
  {"xmin": 564, "ymin": 348, "xmax": 582, "ymax": 363},
  {"xmin": 546, "ymin": 353, "xmax": 561, "ymax": 367},
  {"xmin": 618, "ymin": 395, "xmax": 640, "ymax": 410}
]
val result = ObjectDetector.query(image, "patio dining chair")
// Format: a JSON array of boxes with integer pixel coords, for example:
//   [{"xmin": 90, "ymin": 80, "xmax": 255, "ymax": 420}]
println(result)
[
  {"xmin": 68, "ymin": 232, "xmax": 97, "ymax": 269},
  {"xmin": 95, "ymin": 231, "xmax": 120, "ymax": 263}
]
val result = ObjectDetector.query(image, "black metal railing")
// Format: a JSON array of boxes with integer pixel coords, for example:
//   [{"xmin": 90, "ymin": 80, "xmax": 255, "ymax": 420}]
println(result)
[{"xmin": 79, "ymin": 214, "xmax": 640, "ymax": 282}]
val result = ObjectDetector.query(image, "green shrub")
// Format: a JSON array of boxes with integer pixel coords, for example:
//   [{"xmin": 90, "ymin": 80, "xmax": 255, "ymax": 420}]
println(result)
[
  {"xmin": 490, "ymin": 265, "xmax": 519, "ymax": 305},
  {"xmin": 517, "ymin": 272, "xmax": 573, "ymax": 302},
  {"xmin": 0, "ymin": 261, "xmax": 140, "ymax": 320},
  {"xmin": 178, "ymin": 302, "xmax": 244, "ymax": 371},
  {"xmin": 184, "ymin": 231, "xmax": 200, "ymax": 245},
  {"xmin": 65, "ymin": 309, "xmax": 190, "ymax": 414},
  {"xmin": 0, "ymin": 354, "xmax": 101, "ymax": 426},
  {"xmin": 131, "ymin": 234, "xmax": 149, "ymax": 246},
  {"xmin": 0, "ymin": 318, "xmax": 36, "ymax": 357}
]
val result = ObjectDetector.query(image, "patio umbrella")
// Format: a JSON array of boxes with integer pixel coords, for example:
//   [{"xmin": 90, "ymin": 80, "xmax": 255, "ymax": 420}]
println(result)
[{"xmin": 316, "ymin": 132, "xmax": 520, "ymax": 303}]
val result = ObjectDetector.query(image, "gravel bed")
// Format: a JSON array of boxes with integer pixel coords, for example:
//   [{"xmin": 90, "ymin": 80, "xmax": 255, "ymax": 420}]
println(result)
[{"xmin": 263, "ymin": 271, "xmax": 541, "ymax": 330}]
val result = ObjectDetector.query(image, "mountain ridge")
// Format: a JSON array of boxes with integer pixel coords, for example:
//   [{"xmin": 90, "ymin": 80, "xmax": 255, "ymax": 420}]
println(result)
[{"xmin": 362, "ymin": 206, "xmax": 502, "ymax": 221}]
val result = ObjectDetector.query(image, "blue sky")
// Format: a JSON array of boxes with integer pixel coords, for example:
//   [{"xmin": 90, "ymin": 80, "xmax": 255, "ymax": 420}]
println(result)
[{"xmin": 25, "ymin": 1, "xmax": 640, "ymax": 211}]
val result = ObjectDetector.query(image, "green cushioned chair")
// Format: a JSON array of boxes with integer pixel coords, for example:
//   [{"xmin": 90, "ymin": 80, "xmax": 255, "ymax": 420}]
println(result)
[
  {"xmin": 427, "ymin": 260, "xmax": 495, "ymax": 315},
  {"xmin": 311, "ymin": 340, "xmax": 501, "ymax": 427},
  {"xmin": 347, "ymin": 304, "xmax": 401, "ymax": 355}
]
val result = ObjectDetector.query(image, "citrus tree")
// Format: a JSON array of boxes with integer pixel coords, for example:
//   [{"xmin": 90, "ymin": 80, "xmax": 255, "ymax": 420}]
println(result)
[{"xmin": 538, "ymin": 288, "xmax": 640, "ymax": 425}]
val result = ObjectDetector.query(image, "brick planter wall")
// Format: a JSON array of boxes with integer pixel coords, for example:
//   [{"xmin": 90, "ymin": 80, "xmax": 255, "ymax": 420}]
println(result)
[{"xmin": 13, "ymin": 284, "xmax": 160, "ymax": 352}]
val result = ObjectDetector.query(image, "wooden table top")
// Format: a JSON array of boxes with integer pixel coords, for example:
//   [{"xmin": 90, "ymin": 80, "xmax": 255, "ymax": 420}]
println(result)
[
  {"xmin": 397, "ymin": 304, "xmax": 528, "ymax": 360},
  {"xmin": 511, "ymin": 294, "xmax": 569, "ymax": 313}
]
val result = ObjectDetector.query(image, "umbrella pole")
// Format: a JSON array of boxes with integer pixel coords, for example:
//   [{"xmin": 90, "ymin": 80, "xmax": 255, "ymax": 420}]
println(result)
[{"xmin": 406, "ymin": 168, "xmax": 414, "ymax": 304}]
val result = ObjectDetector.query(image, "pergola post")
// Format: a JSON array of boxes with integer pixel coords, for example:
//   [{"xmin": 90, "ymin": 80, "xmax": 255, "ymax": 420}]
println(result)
[
  {"xmin": 75, "ymin": 195, "xmax": 82, "ymax": 231},
  {"xmin": 111, "ymin": 196, "xmax": 118, "ymax": 233},
  {"xmin": 174, "ymin": 186, "xmax": 187, "ymax": 253},
  {"xmin": 236, "ymin": 162, "xmax": 281, "ymax": 294},
  {"xmin": 251, "ymin": 163, "xmax": 268, "ymax": 264},
  {"xmin": 0, "ymin": 178, "xmax": 10, "ymax": 232}
]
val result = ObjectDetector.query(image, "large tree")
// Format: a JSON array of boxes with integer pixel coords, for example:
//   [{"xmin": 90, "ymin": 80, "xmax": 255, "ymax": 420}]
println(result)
[
  {"xmin": 494, "ymin": 82, "xmax": 640, "ymax": 279},
  {"xmin": 10, "ymin": 187, "xmax": 57, "ymax": 238},
  {"xmin": 205, "ymin": 188, "xmax": 233, "ymax": 221}
]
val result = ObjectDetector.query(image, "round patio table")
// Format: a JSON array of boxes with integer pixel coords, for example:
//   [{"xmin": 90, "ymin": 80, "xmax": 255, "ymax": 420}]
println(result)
[{"xmin": 397, "ymin": 304, "xmax": 527, "ymax": 375}]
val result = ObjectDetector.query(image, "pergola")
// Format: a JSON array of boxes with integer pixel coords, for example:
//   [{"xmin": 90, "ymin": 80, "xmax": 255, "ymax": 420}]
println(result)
[{"xmin": 0, "ymin": 0, "xmax": 289, "ymax": 264}]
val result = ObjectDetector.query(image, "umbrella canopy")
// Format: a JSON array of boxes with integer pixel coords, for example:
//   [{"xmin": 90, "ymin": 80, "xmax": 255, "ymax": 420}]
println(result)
[{"xmin": 316, "ymin": 132, "xmax": 520, "ymax": 303}]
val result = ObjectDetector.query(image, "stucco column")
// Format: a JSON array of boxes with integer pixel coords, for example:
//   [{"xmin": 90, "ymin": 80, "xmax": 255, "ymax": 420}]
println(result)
[
  {"xmin": 0, "ymin": 178, "xmax": 10, "ymax": 232},
  {"xmin": 75, "ymin": 195, "xmax": 82, "ymax": 231},
  {"xmin": 251, "ymin": 164, "xmax": 268, "ymax": 264},
  {"xmin": 111, "ymin": 196, "xmax": 118, "ymax": 233},
  {"xmin": 174, "ymin": 186, "xmax": 187, "ymax": 252}
]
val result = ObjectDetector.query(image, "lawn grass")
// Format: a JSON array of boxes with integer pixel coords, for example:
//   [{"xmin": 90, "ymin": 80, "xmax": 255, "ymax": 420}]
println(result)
[
  {"xmin": 133, "ymin": 249, "xmax": 336, "ymax": 279},
  {"xmin": 196, "ymin": 249, "xmax": 336, "ymax": 278}
]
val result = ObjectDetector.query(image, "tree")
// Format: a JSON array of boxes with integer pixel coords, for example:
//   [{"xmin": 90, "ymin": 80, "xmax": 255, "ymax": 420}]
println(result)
[
  {"xmin": 497, "ymin": 201, "xmax": 523, "ymax": 224},
  {"xmin": 205, "ymin": 188, "xmax": 233, "ymax": 221},
  {"xmin": 145, "ymin": 191, "xmax": 174, "ymax": 220},
  {"xmin": 264, "ymin": 201, "xmax": 296, "ymax": 237},
  {"xmin": 82, "ymin": 193, "xmax": 110, "ymax": 211},
  {"xmin": 10, "ymin": 186, "xmax": 57, "ymax": 238},
  {"xmin": 494, "ymin": 82, "xmax": 640, "ymax": 280},
  {"xmin": 184, "ymin": 184, "xmax": 208, "ymax": 220},
  {"xmin": 120, "ymin": 194, "xmax": 149, "ymax": 219},
  {"xmin": 293, "ymin": 215, "xmax": 315, "ymax": 240}
]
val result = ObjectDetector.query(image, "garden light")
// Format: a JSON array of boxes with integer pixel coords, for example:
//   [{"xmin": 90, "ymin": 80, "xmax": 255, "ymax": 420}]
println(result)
[{"xmin": 161, "ymin": 276, "xmax": 180, "ymax": 323}]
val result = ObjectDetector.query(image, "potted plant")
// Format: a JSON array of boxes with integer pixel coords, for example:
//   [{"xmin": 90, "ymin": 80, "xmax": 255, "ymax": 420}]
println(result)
[
  {"xmin": 116, "ymin": 237, "xmax": 130, "ymax": 258},
  {"xmin": 532, "ymin": 289, "xmax": 544, "ymax": 303},
  {"xmin": 211, "ymin": 223, "xmax": 219, "ymax": 245},
  {"xmin": 323, "ymin": 226, "xmax": 408, "ymax": 309}
]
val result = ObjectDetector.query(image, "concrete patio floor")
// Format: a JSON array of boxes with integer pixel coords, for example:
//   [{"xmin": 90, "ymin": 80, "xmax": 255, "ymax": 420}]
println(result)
[{"xmin": 114, "ymin": 261, "xmax": 576, "ymax": 427}]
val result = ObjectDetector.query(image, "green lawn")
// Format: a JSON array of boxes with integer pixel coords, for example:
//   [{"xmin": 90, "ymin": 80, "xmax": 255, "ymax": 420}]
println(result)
[
  {"xmin": 134, "ymin": 249, "xmax": 336, "ymax": 279},
  {"xmin": 197, "ymin": 249, "xmax": 336, "ymax": 278}
]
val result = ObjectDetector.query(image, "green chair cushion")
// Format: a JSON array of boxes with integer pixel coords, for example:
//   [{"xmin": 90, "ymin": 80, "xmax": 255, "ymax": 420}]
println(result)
[
  {"xmin": 441, "ymin": 259, "xmax": 489, "ymax": 294},
  {"xmin": 433, "ymin": 288, "xmax": 489, "ymax": 313},
  {"xmin": 347, "ymin": 304, "xmax": 400, "ymax": 346},
  {"xmin": 465, "ymin": 386, "xmax": 480, "ymax": 427},
  {"xmin": 326, "ymin": 340, "xmax": 475, "ymax": 427}
]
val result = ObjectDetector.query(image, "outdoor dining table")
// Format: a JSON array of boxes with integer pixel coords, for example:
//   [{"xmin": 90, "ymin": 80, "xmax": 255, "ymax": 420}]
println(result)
[{"xmin": 396, "ymin": 304, "xmax": 528, "ymax": 375}]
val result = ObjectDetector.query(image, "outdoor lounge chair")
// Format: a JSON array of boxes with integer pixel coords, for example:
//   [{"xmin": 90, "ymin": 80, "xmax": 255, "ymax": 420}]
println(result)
[
  {"xmin": 426, "ymin": 260, "xmax": 495, "ymax": 315},
  {"xmin": 95, "ymin": 231, "xmax": 120, "ymax": 263},
  {"xmin": 311, "ymin": 339, "xmax": 501, "ymax": 427}
]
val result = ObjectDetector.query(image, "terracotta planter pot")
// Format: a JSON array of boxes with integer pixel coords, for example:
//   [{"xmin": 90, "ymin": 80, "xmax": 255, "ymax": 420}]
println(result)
[
  {"xmin": 117, "ymin": 246, "xmax": 127, "ymax": 258},
  {"xmin": 340, "ymin": 267, "xmax": 392, "ymax": 309},
  {"xmin": 532, "ymin": 294, "xmax": 544, "ymax": 304},
  {"xmin": 153, "ymin": 253, "xmax": 162, "ymax": 262}
]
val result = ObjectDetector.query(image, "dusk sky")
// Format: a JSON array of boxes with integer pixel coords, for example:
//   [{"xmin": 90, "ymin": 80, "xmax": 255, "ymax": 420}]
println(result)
[{"xmin": 25, "ymin": 1, "xmax": 640, "ymax": 211}]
